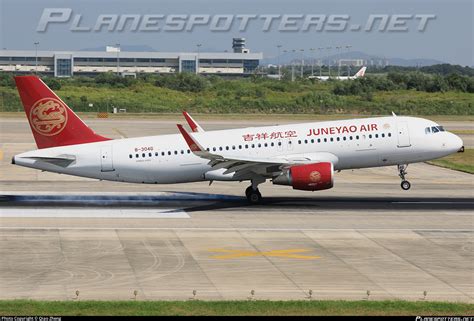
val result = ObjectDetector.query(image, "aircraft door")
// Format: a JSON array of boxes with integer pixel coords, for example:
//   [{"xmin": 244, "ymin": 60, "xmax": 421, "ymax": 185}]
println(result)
[
  {"xmin": 100, "ymin": 145, "xmax": 115, "ymax": 172},
  {"xmin": 396, "ymin": 122, "xmax": 411, "ymax": 148}
]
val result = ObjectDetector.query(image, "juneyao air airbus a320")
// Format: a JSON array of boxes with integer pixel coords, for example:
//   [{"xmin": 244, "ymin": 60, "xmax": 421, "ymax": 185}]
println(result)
[{"xmin": 12, "ymin": 76, "xmax": 464, "ymax": 204}]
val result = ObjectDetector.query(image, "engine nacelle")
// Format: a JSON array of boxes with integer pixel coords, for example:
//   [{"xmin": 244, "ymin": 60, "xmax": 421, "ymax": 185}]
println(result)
[{"xmin": 273, "ymin": 162, "xmax": 334, "ymax": 191}]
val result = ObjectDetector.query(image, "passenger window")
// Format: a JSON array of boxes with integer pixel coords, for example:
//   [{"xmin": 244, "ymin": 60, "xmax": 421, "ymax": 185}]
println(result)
[
  {"xmin": 213, "ymin": 147, "xmax": 216, "ymax": 151},
  {"xmin": 232, "ymin": 146, "xmax": 236, "ymax": 150},
  {"xmin": 381, "ymin": 133, "xmax": 385, "ymax": 138},
  {"xmin": 388, "ymin": 133, "xmax": 392, "ymax": 137},
  {"xmin": 258, "ymin": 143, "xmax": 261, "ymax": 148},
  {"xmin": 174, "ymin": 151, "xmax": 178, "ymax": 155},
  {"xmin": 129, "ymin": 154, "xmax": 132, "ymax": 159},
  {"xmin": 375, "ymin": 134, "xmax": 378, "ymax": 138},
  {"xmin": 311, "ymin": 139, "xmax": 314, "ymax": 143},
  {"xmin": 181, "ymin": 150, "xmax": 184, "ymax": 154},
  {"xmin": 239, "ymin": 145, "xmax": 242, "ymax": 149},
  {"xmin": 278, "ymin": 142, "xmax": 282, "ymax": 146},
  {"xmin": 251, "ymin": 144, "xmax": 255, "ymax": 148},
  {"xmin": 270, "ymin": 142, "xmax": 274, "ymax": 147},
  {"xmin": 356, "ymin": 135, "xmax": 359, "ymax": 140},
  {"xmin": 298, "ymin": 140, "xmax": 301, "ymax": 144},
  {"xmin": 219, "ymin": 147, "xmax": 223, "ymax": 151},
  {"xmin": 317, "ymin": 139, "xmax": 321, "ymax": 143},
  {"xmin": 161, "ymin": 152, "xmax": 165, "ymax": 156},
  {"xmin": 136, "ymin": 154, "xmax": 139, "ymax": 158},
  {"xmin": 149, "ymin": 152, "xmax": 152, "ymax": 157},
  {"xmin": 369, "ymin": 134, "xmax": 372, "ymax": 139},
  {"xmin": 168, "ymin": 151, "xmax": 171, "ymax": 155},
  {"xmin": 264, "ymin": 143, "xmax": 268, "ymax": 147},
  {"xmin": 304, "ymin": 140, "xmax": 308, "ymax": 144},
  {"xmin": 349, "ymin": 136, "xmax": 353, "ymax": 140},
  {"xmin": 155, "ymin": 152, "xmax": 158, "ymax": 156},
  {"xmin": 324, "ymin": 138, "xmax": 327, "ymax": 142},
  {"xmin": 330, "ymin": 137, "xmax": 334, "ymax": 142},
  {"xmin": 142, "ymin": 153, "xmax": 145, "ymax": 157},
  {"xmin": 343, "ymin": 137, "xmax": 346, "ymax": 141},
  {"xmin": 245, "ymin": 144, "xmax": 249, "ymax": 149},
  {"xmin": 225, "ymin": 146, "xmax": 229, "ymax": 150},
  {"xmin": 336, "ymin": 137, "xmax": 340, "ymax": 141},
  {"xmin": 187, "ymin": 150, "xmax": 191, "ymax": 154}
]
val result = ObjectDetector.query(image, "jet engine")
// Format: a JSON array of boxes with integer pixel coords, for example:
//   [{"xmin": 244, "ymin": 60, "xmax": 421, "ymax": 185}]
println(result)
[{"xmin": 272, "ymin": 162, "xmax": 334, "ymax": 191}]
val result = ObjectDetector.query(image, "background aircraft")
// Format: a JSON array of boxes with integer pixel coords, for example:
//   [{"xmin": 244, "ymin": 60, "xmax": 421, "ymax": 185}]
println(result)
[{"xmin": 309, "ymin": 66, "xmax": 367, "ymax": 81}]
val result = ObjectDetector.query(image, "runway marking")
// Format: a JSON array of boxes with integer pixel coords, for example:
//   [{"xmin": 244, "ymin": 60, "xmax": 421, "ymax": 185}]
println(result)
[
  {"xmin": 0, "ymin": 227, "xmax": 471, "ymax": 231},
  {"xmin": 393, "ymin": 201, "xmax": 474, "ymax": 204},
  {"xmin": 0, "ymin": 208, "xmax": 190, "ymax": 218},
  {"xmin": 209, "ymin": 248, "xmax": 321, "ymax": 260}
]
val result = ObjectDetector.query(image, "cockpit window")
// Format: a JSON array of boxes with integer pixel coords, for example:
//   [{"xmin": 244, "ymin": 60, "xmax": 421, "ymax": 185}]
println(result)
[{"xmin": 425, "ymin": 126, "xmax": 445, "ymax": 134}]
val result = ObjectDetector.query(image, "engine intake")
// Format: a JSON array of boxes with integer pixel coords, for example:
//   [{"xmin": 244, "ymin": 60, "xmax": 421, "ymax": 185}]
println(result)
[{"xmin": 273, "ymin": 162, "xmax": 334, "ymax": 191}]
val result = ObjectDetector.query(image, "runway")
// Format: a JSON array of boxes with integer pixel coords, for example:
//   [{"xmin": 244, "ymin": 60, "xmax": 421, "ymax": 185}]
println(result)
[{"xmin": 0, "ymin": 115, "xmax": 473, "ymax": 301}]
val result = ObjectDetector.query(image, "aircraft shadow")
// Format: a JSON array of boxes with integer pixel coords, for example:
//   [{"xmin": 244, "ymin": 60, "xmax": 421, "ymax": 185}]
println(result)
[{"xmin": 0, "ymin": 193, "xmax": 472, "ymax": 212}]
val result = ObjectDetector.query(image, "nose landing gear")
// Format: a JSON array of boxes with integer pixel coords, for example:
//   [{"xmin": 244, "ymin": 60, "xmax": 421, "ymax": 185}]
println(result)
[{"xmin": 398, "ymin": 164, "xmax": 411, "ymax": 190}]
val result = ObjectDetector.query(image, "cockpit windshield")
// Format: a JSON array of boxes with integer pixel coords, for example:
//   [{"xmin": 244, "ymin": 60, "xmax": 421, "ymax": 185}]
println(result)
[{"xmin": 425, "ymin": 126, "xmax": 445, "ymax": 134}]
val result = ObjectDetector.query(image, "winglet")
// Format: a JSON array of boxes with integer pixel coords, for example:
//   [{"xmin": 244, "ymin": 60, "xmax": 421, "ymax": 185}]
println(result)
[
  {"xmin": 177, "ymin": 124, "xmax": 205, "ymax": 152},
  {"xmin": 182, "ymin": 111, "xmax": 204, "ymax": 132}
]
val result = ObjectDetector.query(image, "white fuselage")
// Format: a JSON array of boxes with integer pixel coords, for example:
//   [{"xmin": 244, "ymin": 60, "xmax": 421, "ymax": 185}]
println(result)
[{"xmin": 13, "ymin": 116, "xmax": 463, "ymax": 185}]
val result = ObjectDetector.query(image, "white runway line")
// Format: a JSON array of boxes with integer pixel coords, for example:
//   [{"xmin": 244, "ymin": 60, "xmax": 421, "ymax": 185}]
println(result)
[
  {"xmin": 0, "ymin": 227, "xmax": 471, "ymax": 231},
  {"xmin": 0, "ymin": 208, "xmax": 190, "ymax": 218}
]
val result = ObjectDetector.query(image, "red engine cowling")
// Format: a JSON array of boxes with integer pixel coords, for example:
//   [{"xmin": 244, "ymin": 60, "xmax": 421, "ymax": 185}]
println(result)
[{"xmin": 273, "ymin": 162, "xmax": 334, "ymax": 191}]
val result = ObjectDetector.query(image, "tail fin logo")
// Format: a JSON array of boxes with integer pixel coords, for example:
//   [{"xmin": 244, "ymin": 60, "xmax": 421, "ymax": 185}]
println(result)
[{"xmin": 29, "ymin": 98, "xmax": 68, "ymax": 136}]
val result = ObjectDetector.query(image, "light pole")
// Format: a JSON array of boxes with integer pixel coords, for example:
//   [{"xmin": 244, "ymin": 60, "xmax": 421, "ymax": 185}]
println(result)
[
  {"xmin": 291, "ymin": 49, "xmax": 296, "ymax": 82},
  {"xmin": 326, "ymin": 46, "xmax": 332, "ymax": 77},
  {"xmin": 115, "ymin": 43, "xmax": 120, "ymax": 76},
  {"xmin": 299, "ymin": 49, "xmax": 304, "ymax": 78},
  {"xmin": 336, "ymin": 46, "xmax": 342, "ymax": 76},
  {"xmin": 196, "ymin": 43, "xmax": 202, "ymax": 75},
  {"xmin": 309, "ymin": 48, "xmax": 315, "ymax": 76},
  {"xmin": 345, "ymin": 45, "xmax": 352, "ymax": 76},
  {"xmin": 277, "ymin": 44, "xmax": 282, "ymax": 80},
  {"xmin": 318, "ymin": 47, "xmax": 323, "ymax": 77},
  {"xmin": 34, "ymin": 42, "xmax": 39, "ymax": 74}
]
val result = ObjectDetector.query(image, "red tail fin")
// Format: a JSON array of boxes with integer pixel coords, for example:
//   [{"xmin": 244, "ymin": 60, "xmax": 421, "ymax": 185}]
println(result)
[{"xmin": 14, "ymin": 76, "xmax": 110, "ymax": 149}]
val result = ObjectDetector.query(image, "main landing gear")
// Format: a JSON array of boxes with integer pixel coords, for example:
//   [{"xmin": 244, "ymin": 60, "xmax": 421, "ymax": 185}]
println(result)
[
  {"xmin": 245, "ymin": 176, "xmax": 265, "ymax": 204},
  {"xmin": 398, "ymin": 164, "xmax": 411, "ymax": 190},
  {"xmin": 245, "ymin": 186, "xmax": 262, "ymax": 204}
]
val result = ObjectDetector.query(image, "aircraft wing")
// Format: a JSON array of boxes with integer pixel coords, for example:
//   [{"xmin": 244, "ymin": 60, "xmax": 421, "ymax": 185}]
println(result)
[{"xmin": 177, "ymin": 124, "xmax": 338, "ymax": 178}]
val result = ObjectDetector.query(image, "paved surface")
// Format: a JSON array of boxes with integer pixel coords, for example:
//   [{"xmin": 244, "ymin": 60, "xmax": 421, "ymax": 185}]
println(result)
[{"xmin": 0, "ymin": 116, "xmax": 473, "ymax": 301}]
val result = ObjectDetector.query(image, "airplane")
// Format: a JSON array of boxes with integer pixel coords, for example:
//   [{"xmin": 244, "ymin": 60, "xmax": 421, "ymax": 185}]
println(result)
[
  {"xmin": 12, "ymin": 75, "xmax": 464, "ymax": 204},
  {"xmin": 309, "ymin": 66, "xmax": 367, "ymax": 81}
]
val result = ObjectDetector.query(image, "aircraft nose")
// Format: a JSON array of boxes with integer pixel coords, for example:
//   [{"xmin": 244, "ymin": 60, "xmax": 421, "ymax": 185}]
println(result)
[{"xmin": 450, "ymin": 133, "xmax": 464, "ymax": 153}]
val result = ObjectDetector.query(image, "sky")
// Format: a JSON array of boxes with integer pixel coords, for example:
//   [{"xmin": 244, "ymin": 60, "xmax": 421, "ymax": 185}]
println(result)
[{"xmin": 0, "ymin": 0, "xmax": 472, "ymax": 66}]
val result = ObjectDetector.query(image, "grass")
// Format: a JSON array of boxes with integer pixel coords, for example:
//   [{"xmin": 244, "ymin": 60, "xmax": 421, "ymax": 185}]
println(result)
[
  {"xmin": 427, "ymin": 148, "xmax": 474, "ymax": 174},
  {"xmin": 1, "ymin": 111, "xmax": 474, "ymax": 122},
  {"xmin": 0, "ymin": 300, "xmax": 472, "ymax": 316},
  {"xmin": 1, "ymin": 77, "xmax": 473, "ymax": 115}
]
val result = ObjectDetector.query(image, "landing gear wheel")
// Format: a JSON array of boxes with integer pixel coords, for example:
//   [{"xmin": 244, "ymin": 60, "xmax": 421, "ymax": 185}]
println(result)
[
  {"xmin": 245, "ymin": 186, "xmax": 253, "ymax": 198},
  {"xmin": 401, "ymin": 180, "xmax": 411, "ymax": 191},
  {"xmin": 246, "ymin": 187, "xmax": 262, "ymax": 204}
]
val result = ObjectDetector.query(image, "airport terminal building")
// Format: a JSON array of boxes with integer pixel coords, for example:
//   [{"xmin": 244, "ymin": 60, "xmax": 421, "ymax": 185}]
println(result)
[{"xmin": 0, "ymin": 42, "xmax": 262, "ymax": 78}]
